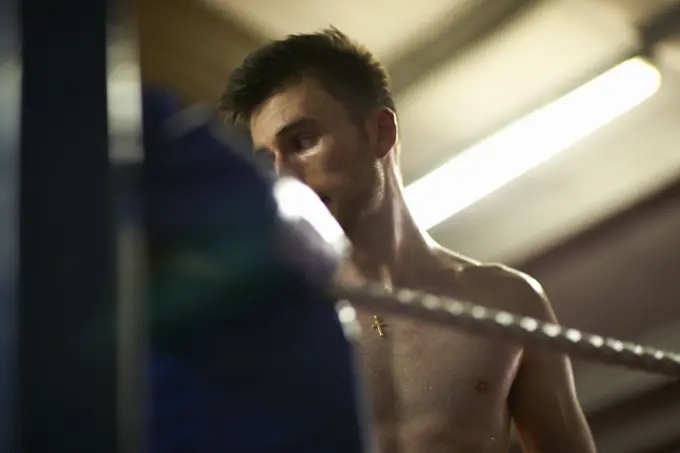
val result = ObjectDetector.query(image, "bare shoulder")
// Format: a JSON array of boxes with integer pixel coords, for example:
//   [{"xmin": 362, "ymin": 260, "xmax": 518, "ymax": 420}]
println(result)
[{"xmin": 434, "ymin": 248, "xmax": 554, "ymax": 321}]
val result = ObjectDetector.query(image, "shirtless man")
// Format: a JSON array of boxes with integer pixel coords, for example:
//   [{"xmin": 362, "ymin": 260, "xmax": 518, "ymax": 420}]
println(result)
[{"xmin": 220, "ymin": 28, "xmax": 596, "ymax": 453}]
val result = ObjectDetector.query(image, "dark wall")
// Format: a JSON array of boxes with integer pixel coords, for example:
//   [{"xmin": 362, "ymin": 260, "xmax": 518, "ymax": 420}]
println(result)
[
  {"xmin": 519, "ymin": 178, "xmax": 680, "ymax": 338},
  {"xmin": 136, "ymin": 0, "xmax": 265, "ymax": 103}
]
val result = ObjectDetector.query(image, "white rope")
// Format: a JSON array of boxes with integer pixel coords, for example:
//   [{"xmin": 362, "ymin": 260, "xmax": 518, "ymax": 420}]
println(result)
[{"xmin": 332, "ymin": 281, "xmax": 680, "ymax": 377}]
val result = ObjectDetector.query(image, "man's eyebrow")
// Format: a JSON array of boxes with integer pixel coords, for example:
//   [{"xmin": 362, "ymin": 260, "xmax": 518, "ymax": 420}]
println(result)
[
  {"xmin": 253, "ymin": 117, "xmax": 315, "ymax": 152},
  {"xmin": 275, "ymin": 117, "xmax": 315, "ymax": 139}
]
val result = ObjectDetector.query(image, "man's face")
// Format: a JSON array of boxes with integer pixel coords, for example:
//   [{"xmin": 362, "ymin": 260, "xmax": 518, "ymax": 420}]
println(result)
[{"xmin": 250, "ymin": 78, "xmax": 382, "ymax": 234}]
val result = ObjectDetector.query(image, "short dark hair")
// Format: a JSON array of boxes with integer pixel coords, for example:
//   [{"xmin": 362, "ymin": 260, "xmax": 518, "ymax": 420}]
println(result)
[{"xmin": 220, "ymin": 28, "xmax": 395, "ymax": 129}]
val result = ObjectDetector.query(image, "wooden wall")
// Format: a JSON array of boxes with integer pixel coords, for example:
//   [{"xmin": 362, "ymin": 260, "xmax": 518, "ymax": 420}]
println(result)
[{"xmin": 134, "ymin": 0, "xmax": 266, "ymax": 103}]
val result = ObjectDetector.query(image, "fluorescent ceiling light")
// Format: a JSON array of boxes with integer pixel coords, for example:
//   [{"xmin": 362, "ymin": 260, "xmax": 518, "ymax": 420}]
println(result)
[{"xmin": 404, "ymin": 57, "xmax": 662, "ymax": 231}]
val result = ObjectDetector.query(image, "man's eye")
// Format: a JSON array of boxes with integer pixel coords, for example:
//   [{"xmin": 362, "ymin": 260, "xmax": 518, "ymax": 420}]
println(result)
[{"xmin": 293, "ymin": 135, "xmax": 317, "ymax": 151}]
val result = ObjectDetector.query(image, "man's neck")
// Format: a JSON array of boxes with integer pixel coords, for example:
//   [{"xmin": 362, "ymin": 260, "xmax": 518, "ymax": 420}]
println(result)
[{"xmin": 346, "ymin": 178, "xmax": 434, "ymax": 286}]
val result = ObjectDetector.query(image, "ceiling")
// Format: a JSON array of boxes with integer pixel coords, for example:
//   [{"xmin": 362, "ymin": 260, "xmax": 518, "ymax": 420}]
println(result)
[
  {"xmin": 136, "ymin": 0, "xmax": 680, "ymax": 450},
  {"xmin": 200, "ymin": 0, "xmax": 680, "ymax": 262}
]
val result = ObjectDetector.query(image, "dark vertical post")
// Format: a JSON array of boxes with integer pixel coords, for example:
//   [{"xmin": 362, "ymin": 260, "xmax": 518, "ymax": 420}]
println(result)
[
  {"xmin": 19, "ymin": 0, "xmax": 117, "ymax": 451},
  {"xmin": 0, "ymin": 0, "xmax": 21, "ymax": 451},
  {"xmin": 108, "ymin": 0, "xmax": 148, "ymax": 451}
]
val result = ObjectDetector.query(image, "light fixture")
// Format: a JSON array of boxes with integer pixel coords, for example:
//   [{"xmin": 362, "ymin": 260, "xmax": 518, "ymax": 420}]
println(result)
[{"xmin": 404, "ymin": 56, "xmax": 662, "ymax": 231}]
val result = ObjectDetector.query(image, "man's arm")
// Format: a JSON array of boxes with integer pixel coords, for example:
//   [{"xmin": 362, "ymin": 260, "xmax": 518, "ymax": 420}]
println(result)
[{"xmin": 506, "ymin": 272, "xmax": 596, "ymax": 453}]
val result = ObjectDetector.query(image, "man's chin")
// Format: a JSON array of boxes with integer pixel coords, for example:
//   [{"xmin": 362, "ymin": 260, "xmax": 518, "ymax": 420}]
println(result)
[
  {"xmin": 316, "ymin": 196, "xmax": 353, "ymax": 232},
  {"xmin": 320, "ymin": 200, "xmax": 348, "ymax": 233}
]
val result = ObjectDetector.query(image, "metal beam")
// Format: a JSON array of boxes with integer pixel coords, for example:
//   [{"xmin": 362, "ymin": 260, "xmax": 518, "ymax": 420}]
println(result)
[
  {"xmin": 518, "ymin": 177, "xmax": 680, "ymax": 272},
  {"xmin": 639, "ymin": 0, "xmax": 680, "ymax": 53},
  {"xmin": 387, "ymin": 0, "xmax": 542, "ymax": 97}
]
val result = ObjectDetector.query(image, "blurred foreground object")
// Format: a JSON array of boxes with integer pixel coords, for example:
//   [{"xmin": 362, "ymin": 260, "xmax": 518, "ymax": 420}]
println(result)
[{"xmin": 142, "ymin": 88, "xmax": 367, "ymax": 453}]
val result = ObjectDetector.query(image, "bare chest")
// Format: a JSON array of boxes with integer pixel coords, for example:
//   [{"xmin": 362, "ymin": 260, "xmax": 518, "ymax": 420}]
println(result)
[{"xmin": 355, "ymin": 308, "xmax": 522, "ymax": 452}]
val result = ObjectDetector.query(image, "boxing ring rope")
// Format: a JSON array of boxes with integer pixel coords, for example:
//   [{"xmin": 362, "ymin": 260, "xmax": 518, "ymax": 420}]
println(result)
[
  {"xmin": 245, "ymin": 149, "xmax": 680, "ymax": 382},
  {"xmin": 270, "ymin": 176, "xmax": 680, "ymax": 378},
  {"xmin": 332, "ymin": 280, "xmax": 680, "ymax": 377}
]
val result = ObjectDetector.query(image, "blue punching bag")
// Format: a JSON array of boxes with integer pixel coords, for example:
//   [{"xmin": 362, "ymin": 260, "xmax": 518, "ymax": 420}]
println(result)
[{"xmin": 142, "ymin": 88, "xmax": 368, "ymax": 453}]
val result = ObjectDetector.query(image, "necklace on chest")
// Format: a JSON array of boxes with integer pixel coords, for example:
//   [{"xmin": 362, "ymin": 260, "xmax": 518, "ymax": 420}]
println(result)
[
  {"xmin": 369, "ymin": 281, "xmax": 392, "ymax": 338},
  {"xmin": 370, "ymin": 314, "xmax": 387, "ymax": 337}
]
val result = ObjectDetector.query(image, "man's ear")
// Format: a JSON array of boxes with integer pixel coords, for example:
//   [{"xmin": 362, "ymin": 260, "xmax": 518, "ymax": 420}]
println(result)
[{"xmin": 374, "ymin": 108, "xmax": 398, "ymax": 160}]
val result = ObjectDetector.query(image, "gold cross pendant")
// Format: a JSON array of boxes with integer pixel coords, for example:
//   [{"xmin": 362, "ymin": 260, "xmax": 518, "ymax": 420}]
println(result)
[{"xmin": 371, "ymin": 315, "xmax": 387, "ymax": 337}]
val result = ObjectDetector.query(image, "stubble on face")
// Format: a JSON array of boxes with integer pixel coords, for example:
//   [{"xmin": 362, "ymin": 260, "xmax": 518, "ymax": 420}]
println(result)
[{"xmin": 249, "ymin": 78, "xmax": 383, "ymax": 237}]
